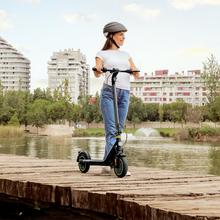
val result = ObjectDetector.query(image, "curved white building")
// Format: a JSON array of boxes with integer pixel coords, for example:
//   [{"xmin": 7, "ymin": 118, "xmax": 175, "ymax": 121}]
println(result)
[{"xmin": 0, "ymin": 36, "xmax": 30, "ymax": 91}]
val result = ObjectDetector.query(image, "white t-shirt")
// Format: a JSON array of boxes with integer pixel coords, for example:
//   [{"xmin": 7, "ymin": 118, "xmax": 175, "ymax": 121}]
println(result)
[{"xmin": 96, "ymin": 50, "xmax": 131, "ymax": 90}]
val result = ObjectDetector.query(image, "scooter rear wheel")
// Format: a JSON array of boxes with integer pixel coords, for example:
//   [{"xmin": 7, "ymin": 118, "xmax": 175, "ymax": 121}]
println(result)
[
  {"xmin": 114, "ymin": 157, "xmax": 128, "ymax": 178},
  {"xmin": 78, "ymin": 151, "xmax": 90, "ymax": 173}
]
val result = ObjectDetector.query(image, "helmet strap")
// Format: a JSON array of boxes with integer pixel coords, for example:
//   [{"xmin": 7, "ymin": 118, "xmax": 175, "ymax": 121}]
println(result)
[{"xmin": 109, "ymin": 35, "xmax": 120, "ymax": 48}]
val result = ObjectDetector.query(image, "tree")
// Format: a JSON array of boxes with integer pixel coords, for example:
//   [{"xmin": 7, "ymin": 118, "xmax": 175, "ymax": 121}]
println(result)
[
  {"xmin": 84, "ymin": 106, "xmax": 95, "ymax": 128},
  {"xmin": 170, "ymin": 101, "xmax": 187, "ymax": 126},
  {"xmin": 53, "ymin": 88, "xmax": 62, "ymax": 102},
  {"xmin": 53, "ymin": 79, "xmax": 71, "ymax": 103},
  {"xmin": 127, "ymin": 96, "xmax": 145, "ymax": 128},
  {"xmin": 209, "ymin": 96, "xmax": 220, "ymax": 122},
  {"xmin": 3, "ymin": 91, "xmax": 18, "ymax": 109},
  {"xmin": 33, "ymin": 88, "xmax": 47, "ymax": 100},
  {"xmin": 144, "ymin": 103, "xmax": 159, "ymax": 121},
  {"xmin": 93, "ymin": 93, "xmax": 102, "ymax": 123},
  {"xmin": 48, "ymin": 100, "xmax": 66, "ymax": 123},
  {"xmin": 201, "ymin": 54, "xmax": 220, "ymax": 103},
  {"xmin": 70, "ymin": 104, "xmax": 82, "ymax": 127},
  {"xmin": 21, "ymin": 91, "xmax": 33, "ymax": 128},
  {"xmin": 63, "ymin": 79, "xmax": 72, "ymax": 103},
  {"xmin": 8, "ymin": 113, "xmax": 20, "ymax": 126},
  {"xmin": 79, "ymin": 95, "xmax": 96, "ymax": 127},
  {"xmin": 45, "ymin": 88, "xmax": 53, "ymax": 101},
  {"xmin": 159, "ymin": 104, "xmax": 164, "ymax": 126},
  {"xmin": 0, "ymin": 106, "xmax": 14, "ymax": 125},
  {"xmin": 3, "ymin": 90, "xmax": 32, "ymax": 126},
  {"xmin": 27, "ymin": 99, "xmax": 50, "ymax": 133},
  {"xmin": 162, "ymin": 104, "xmax": 172, "ymax": 121}
]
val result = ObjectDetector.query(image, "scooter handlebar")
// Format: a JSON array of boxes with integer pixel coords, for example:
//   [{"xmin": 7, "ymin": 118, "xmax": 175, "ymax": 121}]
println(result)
[{"xmin": 92, "ymin": 67, "xmax": 140, "ymax": 74}]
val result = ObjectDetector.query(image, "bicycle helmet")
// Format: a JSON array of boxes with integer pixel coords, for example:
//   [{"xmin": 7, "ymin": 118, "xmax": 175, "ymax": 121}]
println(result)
[{"xmin": 103, "ymin": 22, "xmax": 127, "ymax": 37}]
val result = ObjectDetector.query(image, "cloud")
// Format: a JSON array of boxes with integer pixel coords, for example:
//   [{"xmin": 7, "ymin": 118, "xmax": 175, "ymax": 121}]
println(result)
[
  {"xmin": 0, "ymin": 9, "xmax": 12, "ymax": 31},
  {"xmin": 63, "ymin": 13, "xmax": 97, "ymax": 24},
  {"xmin": 123, "ymin": 3, "xmax": 160, "ymax": 20},
  {"xmin": 181, "ymin": 47, "xmax": 213, "ymax": 56},
  {"xmin": 16, "ymin": 0, "xmax": 41, "ymax": 5},
  {"xmin": 169, "ymin": 0, "xmax": 220, "ymax": 10}
]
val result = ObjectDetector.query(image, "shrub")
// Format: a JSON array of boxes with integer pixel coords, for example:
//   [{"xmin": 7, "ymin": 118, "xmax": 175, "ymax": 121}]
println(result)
[{"xmin": 174, "ymin": 129, "xmax": 189, "ymax": 141}]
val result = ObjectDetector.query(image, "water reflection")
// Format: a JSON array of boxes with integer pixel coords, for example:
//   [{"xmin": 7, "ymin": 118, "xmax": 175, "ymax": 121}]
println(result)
[
  {"xmin": 0, "ymin": 135, "xmax": 220, "ymax": 175},
  {"xmin": 208, "ymin": 146, "xmax": 220, "ymax": 175}
]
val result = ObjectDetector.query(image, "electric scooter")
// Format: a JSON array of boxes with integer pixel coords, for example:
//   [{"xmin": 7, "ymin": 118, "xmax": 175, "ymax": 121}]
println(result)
[{"xmin": 77, "ymin": 67, "xmax": 140, "ymax": 178}]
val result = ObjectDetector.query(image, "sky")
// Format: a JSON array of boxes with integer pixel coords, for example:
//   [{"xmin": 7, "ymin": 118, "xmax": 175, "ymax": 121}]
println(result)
[{"xmin": 0, "ymin": 0, "xmax": 220, "ymax": 95}]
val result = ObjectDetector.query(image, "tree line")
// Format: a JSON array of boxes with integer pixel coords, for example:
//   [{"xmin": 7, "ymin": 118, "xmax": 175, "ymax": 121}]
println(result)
[
  {"xmin": 0, "ymin": 54, "xmax": 219, "ymax": 129},
  {"xmin": 0, "ymin": 87, "xmax": 220, "ymax": 129}
]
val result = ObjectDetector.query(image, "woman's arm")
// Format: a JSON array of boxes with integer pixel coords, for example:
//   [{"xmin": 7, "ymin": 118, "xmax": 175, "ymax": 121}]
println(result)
[
  {"xmin": 129, "ymin": 58, "xmax": 140, "ymax": 79},
  {"xmin": 93, "ymin": 57, "xmax": 103, "ymax": 78}
]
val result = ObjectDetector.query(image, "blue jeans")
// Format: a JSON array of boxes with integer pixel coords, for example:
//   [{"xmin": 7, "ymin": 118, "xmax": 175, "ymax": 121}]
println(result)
[{"xmin": 100, "ymin": 84, "xmax": 130, "ymax": 160}]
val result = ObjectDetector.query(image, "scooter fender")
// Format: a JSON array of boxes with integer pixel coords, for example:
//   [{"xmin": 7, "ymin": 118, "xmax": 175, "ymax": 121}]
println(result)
[{"xmin": 76, "ymin": 151, "xmax": 81, "ymax": 162}]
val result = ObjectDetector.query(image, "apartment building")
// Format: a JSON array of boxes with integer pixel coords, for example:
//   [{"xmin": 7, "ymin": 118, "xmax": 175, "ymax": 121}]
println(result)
[
  {"xmin": 131, "ymin": 69, "xmax": 208, "ymax": 106},
  {"xmin": 0, "ymin": 36, "xmax": 30, "ymax": 91},
  {"xmin": 48, "ymin": 49, "xmax": 90, "ymax": 103}
]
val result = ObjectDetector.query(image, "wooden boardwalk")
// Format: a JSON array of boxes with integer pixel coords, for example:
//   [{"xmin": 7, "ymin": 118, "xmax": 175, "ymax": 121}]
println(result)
[{"xmin": 0, "ymin": 154, "xmax": 220, "ymax": 219}]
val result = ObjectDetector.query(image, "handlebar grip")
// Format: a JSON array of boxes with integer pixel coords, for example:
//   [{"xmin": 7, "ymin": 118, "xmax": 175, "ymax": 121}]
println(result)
[
  {"xmin": 124, "ymin": 69, "xmax": 140, "ymax": 74},
  {"xmin": 102, "ymin": 67, "xmax": 107, "ymax": 72},
  {"xmin": 92, "ymin": 67, "xmax": 107, "ymax": 72}
]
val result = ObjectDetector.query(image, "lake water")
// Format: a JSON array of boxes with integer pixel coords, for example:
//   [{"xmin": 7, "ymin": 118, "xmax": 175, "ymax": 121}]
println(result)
[{"xmin": 0, "ymin": 134, "xmax": 220, "ymax": 175}]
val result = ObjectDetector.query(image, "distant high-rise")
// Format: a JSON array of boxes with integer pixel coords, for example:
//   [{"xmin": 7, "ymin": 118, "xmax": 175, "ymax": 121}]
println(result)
[
  {"xmin": 48, "ymin": 49, "xmax": 90, "ymax": 103},
  {"xmin": 0, "ymin": 36, "xmax": 30, "ymax": 91}
]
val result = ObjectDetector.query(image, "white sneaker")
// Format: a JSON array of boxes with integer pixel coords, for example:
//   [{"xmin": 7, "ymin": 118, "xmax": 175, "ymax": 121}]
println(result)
[{"xmin": 126, "ymin": 171, "xmax": 131, "ymax": 176}]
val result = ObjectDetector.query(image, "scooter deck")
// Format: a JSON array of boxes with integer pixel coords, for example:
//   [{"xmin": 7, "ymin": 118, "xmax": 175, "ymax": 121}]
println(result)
[{"xmin": 79, "ymin": 159, "xmax": 111, "ymax": 166}]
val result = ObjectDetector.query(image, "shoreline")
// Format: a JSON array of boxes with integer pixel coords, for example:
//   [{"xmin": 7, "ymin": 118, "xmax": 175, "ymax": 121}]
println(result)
[{"xmin": 1, "ymin": 126, "xmax": 220, "ymax": 144}]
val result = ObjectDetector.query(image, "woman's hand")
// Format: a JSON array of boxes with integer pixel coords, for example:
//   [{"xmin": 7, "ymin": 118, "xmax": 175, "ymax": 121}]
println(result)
[
  {"xmin": 94, "ymin": 57, "xmax": 103, "ymax": 78},
  {"xmin": 93, "ymin": 67, "xmax": 103, "ymax": 77},
  {"xmin": 129, "ymin": 58, "xmax": 140, "ymax": 80},
  {"xmin": 132, "ymin": 70, "xmax": 140, "ymax": 80}
]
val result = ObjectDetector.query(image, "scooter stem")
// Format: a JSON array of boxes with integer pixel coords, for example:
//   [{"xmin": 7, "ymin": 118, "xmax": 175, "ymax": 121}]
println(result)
[{"xmin": 112, "ymin": 71, "xmax": 121, "ymax": 136}]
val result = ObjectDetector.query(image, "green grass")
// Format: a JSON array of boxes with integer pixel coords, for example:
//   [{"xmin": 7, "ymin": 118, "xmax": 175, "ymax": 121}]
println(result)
[
  {"xmin": 73, "ymin": 128, "xmax": 105, "ymax": 137},
  {"xmin": 73, "ymin": 128, "xmax": 138, "ymax": 137},
  {"xmin": 155, "ymin": 128, "xmax": 179, "ymax": 137},
  {"xmin": 0, "ymin": 126, "xmax": 24, "ymax": 138}
]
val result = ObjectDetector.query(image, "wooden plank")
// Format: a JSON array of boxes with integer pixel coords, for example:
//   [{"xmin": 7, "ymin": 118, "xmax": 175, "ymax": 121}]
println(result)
[{"xmin": 0, "ymin": 154, "xmax": 219, "ymax": 219}]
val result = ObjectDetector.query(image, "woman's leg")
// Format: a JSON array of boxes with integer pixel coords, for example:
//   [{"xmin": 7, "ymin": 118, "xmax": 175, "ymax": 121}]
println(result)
[
  {"xmin": 117, "ymin": 89, "xmax": 131, "ymax": 175},
  {"xmin": 118, "ymin": 89, "xmax": 130, "ymax": 131},
  {"xmin": 100, "ymin": 85, "xmax": 117, "ymax": 160}
]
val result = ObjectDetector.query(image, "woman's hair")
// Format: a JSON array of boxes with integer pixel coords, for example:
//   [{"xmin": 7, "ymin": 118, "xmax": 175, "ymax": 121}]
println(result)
[{"xmin": 102, "ymin": 38, "xmax": 113, "ymax": 50}]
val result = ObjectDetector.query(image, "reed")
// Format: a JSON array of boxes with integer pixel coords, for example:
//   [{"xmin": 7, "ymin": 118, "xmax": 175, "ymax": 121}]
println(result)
[{"xmin": 0, "ymin": 126, "xmax": 24, "ymax": 138}]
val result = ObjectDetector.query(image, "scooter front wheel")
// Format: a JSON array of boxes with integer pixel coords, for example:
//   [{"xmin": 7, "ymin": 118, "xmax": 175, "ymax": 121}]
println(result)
[
  {"xmin": 114, "ymin": 156, "xmax": 128, "ymax": 178},
  {"xmin": 78, "ymin": 151, "xmax": 90, "ymax": 173}
]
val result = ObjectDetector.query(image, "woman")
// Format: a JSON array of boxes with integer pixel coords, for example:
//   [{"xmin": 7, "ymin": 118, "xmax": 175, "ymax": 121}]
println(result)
[{"xmin": 93, "ymin": 22, "xmax": 139, "ymax": 175}]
